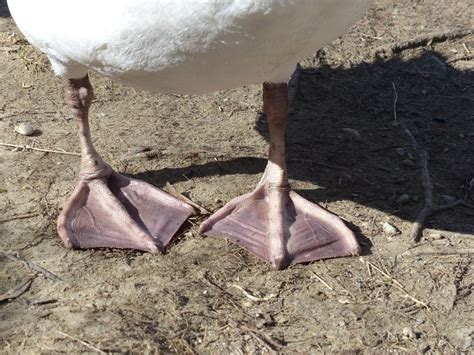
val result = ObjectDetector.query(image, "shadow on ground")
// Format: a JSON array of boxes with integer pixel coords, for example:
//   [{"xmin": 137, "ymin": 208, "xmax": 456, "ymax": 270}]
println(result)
[
  {"xmin": 0, "ymin": 0, "xmax": 10, "ymax": 17},
  {"xmin": 135, "ymin": 51, "xmax": 474, "ymax": 236}
]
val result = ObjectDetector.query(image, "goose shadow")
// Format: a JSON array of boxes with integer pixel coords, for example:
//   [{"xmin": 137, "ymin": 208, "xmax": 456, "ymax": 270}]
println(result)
[
  {"xmin": 134, "ymin": 51, "xmax": 473, "ymax": 240},
  {"xmin": 0, "ymin": 0, "xmax": 10, "ymax": 17}
]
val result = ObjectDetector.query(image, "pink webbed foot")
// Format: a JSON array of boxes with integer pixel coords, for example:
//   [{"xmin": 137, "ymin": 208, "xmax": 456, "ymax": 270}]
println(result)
[
  {"xmin": 200, "ymin": 82, "xmax": 360, "ymax": 269},
  {"xmin": 200, "ymin": 183, "xmax": 360, "ymax": 269},
  {"xmin": 58, "ymin": 166, "xmax": 195, "ymax": 253}
]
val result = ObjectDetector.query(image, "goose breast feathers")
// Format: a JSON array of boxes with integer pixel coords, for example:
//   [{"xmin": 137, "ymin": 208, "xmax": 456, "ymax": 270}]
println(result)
[{"xmin": 8, "ymin": 0, "xmax": 370, "ymax": 93}]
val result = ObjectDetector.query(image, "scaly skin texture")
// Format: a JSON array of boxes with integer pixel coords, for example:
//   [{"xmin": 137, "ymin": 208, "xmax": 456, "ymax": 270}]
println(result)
[
  {"xmin": 65, "ymin": 76, "xmax": 110, "ymax": 177},
  {"xmin": 200, "ymin": 83, "xmax": 360, "ymax": 269},
  {"xmin": 57, "ymin": 75, "xmax": 194, "ymax": 253}
]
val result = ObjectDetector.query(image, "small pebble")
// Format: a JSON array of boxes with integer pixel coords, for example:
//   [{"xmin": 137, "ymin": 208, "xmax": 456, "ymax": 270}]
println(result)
[
  {"xmin": 341, "ymin": 128, "xmax": 361, "ymax": 141},
  {"xmin": 432, "ymin": 117, "xmax": 447, "ymax": 123},
  {"xmin": 397, "ymin": 194, "xmax": 410, "ymax": 204},
  {"xmin": 429, "ymin": 232, "xmax": 444, "ymax": 240},
  {"xmin": 255, "ymin": 314, "xmax": 275, "ymax": 328},
  {"xmin": 402, "ymin": 326, "xmax": 416, "ymax": 339},
  {"xmin": 459, "ymin": 133, "xmax": 465, "ymax": 138},
  {"xmin": 14, "ymin": 123, "xmax": 35, "ymax": 136},
  {"xmin": 128, "ymin": 146, "xmax": 151, "ymax": 154},
  {"xmin": 382, "ymin": 222, "xmax": 400, "ymax": 235},
  {"xmin": 338, "ymin": 297, "xmax": 351, "ymax": 304},
  {"xmin": 402, "ymin": 159, "xmax": 415, "ymax": 167},
  {"xmin": 415, "ymin": 318, "xmax": 425, "ymax": 325},
  {"xmin": 418, "ymin": 343, "xmax": 431, "ymax": 353}
]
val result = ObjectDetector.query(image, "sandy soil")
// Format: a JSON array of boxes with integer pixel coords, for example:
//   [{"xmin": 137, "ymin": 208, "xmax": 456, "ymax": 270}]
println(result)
[{"xmin": 1, "ymin": 0, "xmax": 473, "ymax": 353}]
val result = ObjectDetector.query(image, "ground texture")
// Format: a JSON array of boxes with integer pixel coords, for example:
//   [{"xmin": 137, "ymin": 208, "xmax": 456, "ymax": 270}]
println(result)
[{"xmin": 1, "ymin": 0, "xmax": 473, "ymax": 353}]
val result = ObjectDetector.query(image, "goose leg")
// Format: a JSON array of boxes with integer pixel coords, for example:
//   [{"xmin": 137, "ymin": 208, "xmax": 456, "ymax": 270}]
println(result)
[
  {"xmin": 200, "ymin": 82, "xmax": 360, "ymax": 269},
  {"xmin": 57, "ymin": 75, "xmax": 194, "ymax": 253}
]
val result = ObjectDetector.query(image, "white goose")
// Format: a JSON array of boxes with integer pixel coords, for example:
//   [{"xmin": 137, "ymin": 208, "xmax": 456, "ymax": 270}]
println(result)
[{"xmin": 8, "ymin": 0, "xmax": 371, "ymax": 269}]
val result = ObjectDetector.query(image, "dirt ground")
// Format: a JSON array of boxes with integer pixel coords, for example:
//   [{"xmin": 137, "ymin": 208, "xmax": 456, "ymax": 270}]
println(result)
[{"xmin": 1, "ymin": 0, "xmax": 473, "ymax": 353}]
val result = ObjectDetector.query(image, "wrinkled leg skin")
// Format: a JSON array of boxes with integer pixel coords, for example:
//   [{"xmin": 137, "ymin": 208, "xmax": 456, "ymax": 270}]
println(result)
[
  {"xmin": 57, "ymin": 75, "xmax": 194, "ymax": 253},
  {"xmin": 200, "ymin": 82, "xmax": 360, "ymax": 269}
]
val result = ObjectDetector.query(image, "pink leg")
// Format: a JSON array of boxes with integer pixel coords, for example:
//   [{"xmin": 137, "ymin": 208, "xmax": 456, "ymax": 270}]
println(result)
[
  {"xmin": 200, "ymin": 83, "xmax": 360, "ymax": 269},
  {"xmin": 57, "ymin": 75, "xmax": 194, "ymax": 253}
]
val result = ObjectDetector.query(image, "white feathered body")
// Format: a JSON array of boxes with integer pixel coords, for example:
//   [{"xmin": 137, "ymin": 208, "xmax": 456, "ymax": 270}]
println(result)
[{"xmin": 8, "ymin": 0, "xmax": 370, "ymax": 94}]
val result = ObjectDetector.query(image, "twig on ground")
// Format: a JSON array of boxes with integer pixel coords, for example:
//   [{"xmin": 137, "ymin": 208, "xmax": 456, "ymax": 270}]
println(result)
[
  {"xmin": 310, "ymin": 271, "xmax": 334, "ymax": 291},
  {"xmin": 231, "ymin": 284, "xmax": 276, "ymax": 302},
  {"xmin": 424, "ymin": 228, "xmax": 474, "ymax": 239},
  {"xmin": 1, "ymin": 251, "xmax": 64, "ymax": 282},
  {"xmin": 120, "ymin": 147, "xmax": 161, "ymax": 162},
  {"xmin": 0, "ymin": 212, "xmax": 38, "ymax": 224},
  {"xmin": 391, "ymin": 82, "xmax": 399, "ymax": 126},
  {"xmin": 402, "ymin": 247, "xmax": 474, "ymax": 257},
  {"xmin": 0, "ymin": 110, "xmax": 58, "ymax": 119},
  {"xmin": 359, "ymin": 258, "xmax": 429, "ymax": 308},
  {"xmin": 450, "ymin": 258, "xmax": 470, "ymax": 311},
  {"xmin": 229, "ymin": 320, "xmax": 283, "ymax": 354},
  {"xmin": 377, "ymin": 29, "xmax": 474, "ymax": 55},
  {"xmin": 0, "ymin": 278, "xmax": 34, "ymax": 302},
  {"xmin": 0, "ymin": 142, "xmax": 80, "ymax": 156},
  {"xmin": 164, "ymin": 182, "xmax": 209, "ymax": 215},
  {"xmin": 202, "ymin": 272, "xmax": 250, "ymax": 318},
  {"xmin": 391, "ymin": 83, "xmax": 474, "ymax": 242},
  {"xmin": 56, "ymin": 331, "xmax": 106, "ymax": 354}
]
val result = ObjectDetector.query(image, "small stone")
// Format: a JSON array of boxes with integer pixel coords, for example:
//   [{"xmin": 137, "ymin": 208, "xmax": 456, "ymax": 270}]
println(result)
[
  {"xmin": 14, "ymin": 123, "xmax": 35, "ymax": 136},
  {"xmin": 459, "ymin": 133, "xmax": 465, "ymax": 138},
  {"xmin": 415, "ymin": 318, "xmax": 425, "ymax": 325},
  {"xmin": 395, "ymin": 147, "xmax": 407, "ymax": 157},
  {"xmin": 432, "ymin": 117, "xmax": 447, "ymax": 123},
  {"xmin": 402, "ymin": 159, "xmax": 415, "ymax": 167},
  {"xmin": 382, "ymin": 222, "xmax": 400, "ymax": 235},
  {"xmin": 342, "ymin": 128, "xmax": 361, "ymax": 141},
  {"xmin": 397, "ymin": 194, "xmax": 410, "ymax": 204},
  {"xmin": 255, "ymin": 314, "xmax": 275, "ymax": 328},
  {"xmin": 128, "ymin": 146, "xmax": 151, "ymax": 154},
  {"xmin": 338, "ymin": 297, "xmax": 351, "ymax": 304},
  {"xmin": 402, "ymin": 326, "xmax": 416, "ymax": 339},
  {"xmin": 418, "ymin": 343, "xmax": 431, "ymax": 353},
  {"xmin": 429, "ymin": 232, "xmax": 444, "ymax": 240}
]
